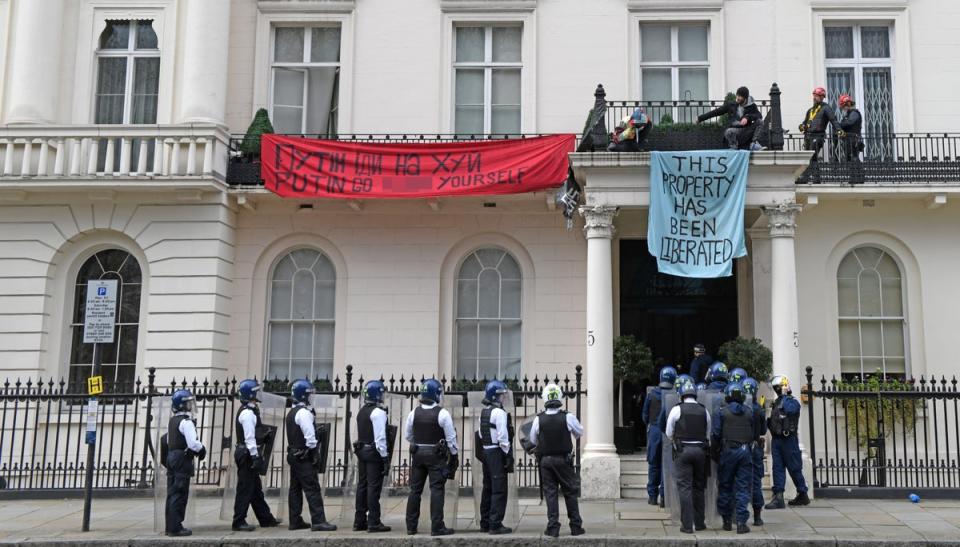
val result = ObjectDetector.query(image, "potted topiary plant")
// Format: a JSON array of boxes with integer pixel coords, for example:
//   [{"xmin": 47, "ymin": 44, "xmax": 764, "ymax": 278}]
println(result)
[
  {"xmin": 718, "ymin": 337, "xmax": 773, "ymax": 382},
  {"xmin": 613, "ymin": 335, "xmax": 654, "ymax": 454},
  {"xmin": 228, "ymin": 108, "xmax": 275, "ymax": 185}
]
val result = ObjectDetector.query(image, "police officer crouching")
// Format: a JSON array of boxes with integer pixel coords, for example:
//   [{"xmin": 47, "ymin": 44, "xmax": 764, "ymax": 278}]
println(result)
[
  {"xmin": 530, "ymin": 383, "xmax": 584, "ymax": 538},
  {"xmin": 665, "ymin": 379, "xmax": 710, "ymax": 534},
  {"xmin": 765, "ymin": 375, "xmax": 810, "ymax": 509},
  {"xmin": 477, "ymin": 380, "xmax": 513, "ymax": 535},
  {"xmin": 232, "ymin": 379, "xmax": 282, "ymax": 531},
  {"xmin": 286, "ymin": 379, "xmax": 337, "ymax": 532},
  {"xmin": 404, "ymin": 378, "xmax": 459, "ymax": 536},
  {"xmin": 353, "ymin": 380, "xmax": 391, "ymax": 533},
  {"xmin": 165, "ymin": 389, "xmax": 206, "ymax": 537},
  {"xmin": 712, "ymin": 382, "xmax": 753, "ymax": 534}
]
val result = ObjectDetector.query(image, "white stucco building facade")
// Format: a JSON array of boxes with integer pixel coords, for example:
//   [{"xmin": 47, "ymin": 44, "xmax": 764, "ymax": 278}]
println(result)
[{"xmin": 2, "ymin": 0, "xmax": 959, "ymax": 499}]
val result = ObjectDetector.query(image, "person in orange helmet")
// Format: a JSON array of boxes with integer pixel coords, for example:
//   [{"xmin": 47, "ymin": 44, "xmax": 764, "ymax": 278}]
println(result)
[{"xmin": 798, "ymin": 87, "xmax": 839, "ymax": 180}]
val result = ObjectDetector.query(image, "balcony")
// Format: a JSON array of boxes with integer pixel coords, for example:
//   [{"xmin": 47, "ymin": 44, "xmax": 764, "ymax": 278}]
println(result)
[{"xmin": 0, "ymin": 124, "xmax": 230, "ymax": 192}]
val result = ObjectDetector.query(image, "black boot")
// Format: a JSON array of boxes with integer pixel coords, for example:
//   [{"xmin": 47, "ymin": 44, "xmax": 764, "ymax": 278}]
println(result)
[
  {"xmin": 737, "ymin": 523, "xmax": 750, "ymax": 534},
  {"xmin": 753, "ymin": 507, "xmax": 764, "ymax": 526},
  {"xmin": 648, "ymin": 496, "xmax": 658, "ymax": 506},
  {"xmin": 367, "ymin": 523, "xmax": 391, "ymax": 533},
  {"xmin": 765, "ymin": 493, "xmax": 785, "ymax": 510},
  {"xmin": 788, "ymin": 491, "xmax": 810, "ymax": 506},
  {"xmin": 722, "ymin": 519, "xmax": 732, "ymax": 531}
]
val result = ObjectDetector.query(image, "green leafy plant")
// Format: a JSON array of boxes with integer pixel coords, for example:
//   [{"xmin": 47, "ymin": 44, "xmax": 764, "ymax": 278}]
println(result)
[
  {"xmin": 720, "ymin": 91, "xmax": 737, "ymax": 127},
  {"xmin": 718, "ymin": 337, "xmax": 773, "ymax": 381},
  {"xmin": 834, "ymin": 373, "xmax": 919, "ymax": 449},
  {"xmin": 240, "ymin": 108, "xmax": 275, "ymax": 156},
  {"xmin": 658, "ymin": 113, "xmax": 675, "ymax": 125},
  {"xmin": 613, "ymin": 335, "xmax": 654, "ymax": 426}
]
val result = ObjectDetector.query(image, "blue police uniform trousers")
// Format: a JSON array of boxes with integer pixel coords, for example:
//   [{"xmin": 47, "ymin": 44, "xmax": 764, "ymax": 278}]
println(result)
[
  {"xmin": 750, "ymin": 444, "xmax": 764, "ymax": 510},
  {"xmin": 646, "ymin": 425, "xmax": 664, "ymax": 500},
  {"xmin": 717, "ymin": 445, "xmax": 752, "ymax": 524},
  {"xmin": 771, "ymin": 434, "xmax": 807, "ymax": 494}
]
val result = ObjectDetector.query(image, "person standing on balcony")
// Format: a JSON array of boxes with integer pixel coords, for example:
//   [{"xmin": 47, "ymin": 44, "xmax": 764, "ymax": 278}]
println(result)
[
  {"xmin": 232, "ymin": 379, "xmax": 282, "ymax": 532},
  {"xmin": 799, "ymin": 87, "xmax": 839, "ymax": 176},
  {"xmin": 286, "ymin": 379, "xmax": 337, "ymax": 532},
  {"xmin": 688, "ymin": 343, "xmax": 713, "ymax": 384},
  {"xmin": 642, "ymin": 366, "xmax": 677, "ymax": 506},
  {"xmin": 353, "ymin": 380, "xmax": 392, "ymax": 533},
  {"xmin": 164, "ymin": 389, "xmax": 206, "ymax": 537},
  {"xmin": 764, "ymin": 375, "xmax": 810, "ymax": 509},
  {"xmin": 696, "ymin": 87, "xmax": 763, "ymax": 150},
  {"xmin": 837, "ymin": 95, "xmax": 865, "ymax": 183}
]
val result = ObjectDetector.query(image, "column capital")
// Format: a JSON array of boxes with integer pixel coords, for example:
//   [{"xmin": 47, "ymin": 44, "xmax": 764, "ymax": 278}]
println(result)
[
  {"xmin": 761, "ymin": 201, "xmax": 802, "ymax": 238},
  {"xmin": 579, "ymin": 205, "xmax": 618, "ymax": 239}
]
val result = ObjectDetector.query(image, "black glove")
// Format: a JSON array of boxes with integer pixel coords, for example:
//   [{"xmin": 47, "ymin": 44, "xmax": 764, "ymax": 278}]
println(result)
[
  {"xmin": 196, "ymin": 446, "xmax": 207, "ymax": 462},
  {"xmin": 446, "ymin": 454, "xmax": 459, "ymax": 480},
  {"xmin": 310, "ymin": 447, "xmax": 322, "ymax": 468},
  {"xmin": 504, "ymin": 453, "xmax": 515, "ymax": 474},
  {"xmin": 251, "ymin": 455, "xmax": 265, "ymax": 473},
  {"xmin": 381, "ymin": 457, "xmax": 390, "ymax": 478}
]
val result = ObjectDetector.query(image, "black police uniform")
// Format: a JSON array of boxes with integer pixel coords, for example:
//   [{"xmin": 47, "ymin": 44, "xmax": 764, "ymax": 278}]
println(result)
[
  {"xmin": 165, "ymin": 414, "xmax": 198, "ymax": 534},
  {"xmin": 232, "ymin": 405, "xmax": 276, "ymax": 528},
  {"xmin": 536, "ymin": 411, "xmax": 583, "ymax": 535},
  {"xmin": 479, "ymin": 405, "xmax": 510, "ymax": 531},
  {"xmin": 673, "ymin": 402, "xmax": 709, "ymax": 532},
  {"xmin": 405, "ymin": 406, "xmax": 451, "ymax": 534},
  {"xmin": 286, "ymin": 405, "xmax": 327, "ymax": 526},
  {"xmin": 354, "ymin": 403, "xmax": 388, "ymax": 528}
]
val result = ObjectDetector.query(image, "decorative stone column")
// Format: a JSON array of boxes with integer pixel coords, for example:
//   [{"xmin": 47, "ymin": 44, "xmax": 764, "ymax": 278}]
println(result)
[
  {"xmin": 3, "ymin": 0, "xmax": 64, "ymax": 123},
  {"xmin": 578, "ymin": 205, "xmax": 621, "ymax": 499},
  {"xmin": 761, "ymin": 201, "xmax": 812, "ymax": 499},
  {"xmin": 177, "ymin": 0, "xmax": 231, "ymax": 124}
]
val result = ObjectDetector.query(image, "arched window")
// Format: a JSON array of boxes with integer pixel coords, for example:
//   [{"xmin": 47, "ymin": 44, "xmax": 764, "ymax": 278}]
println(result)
[
  {"xmin": 267, "ymin": 249, "xmax": 336, "ymax": 380},
  {"xmin": 837, "ymin": 246, "xmax": 906, "ymax": 379},
  {"xmin": 68, "ymin": 249, "xmax": 142, "ymax": 392},
  {"xmin": 455, "ymin": 248, "xmax": 521, "ymax": 379}
]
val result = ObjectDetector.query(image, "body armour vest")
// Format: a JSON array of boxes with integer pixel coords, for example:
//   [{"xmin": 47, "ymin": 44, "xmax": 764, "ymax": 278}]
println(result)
[
  {"xmin": 286, "ymin": 406, "xmax": 313, "ymax": 449},
  {"xmin": 168, "ymin": 414, "xmax": 189, "ymax": 450},
  {"xmin": 537, "ymin": 411, "xmax": 573, "ymax": 456},
  {"xmin": 647, "ymin": 389, "xmax": 663, "ymax": 426},
  {"xmin": 480, "ymin": 406, "xmax": 496, "ymax": 445},
  {"xmin": 236, "ymin": 405, "xmax": 261, "ymax": 446},
  {"xmin": 357, "ymin": 404, "xmax": 376, "ymax": 444},
  {"xmin": 674, "ymin": 403, "xmax": 708, "ymax": 443},
  {"xmin": 721, "ymin": 408, "xmax": 754, "ymax": 444},
  {"xmin": 768, "ymin": 397, "xmax": 799, "ymax": 436},
  {"xmin": 412, "ymin": 406, "xmax": 444, "ymax": 444}
]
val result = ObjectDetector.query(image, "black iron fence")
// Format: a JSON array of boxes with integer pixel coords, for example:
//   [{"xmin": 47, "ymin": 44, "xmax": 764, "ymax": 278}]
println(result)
[
  {"xmin": 802, "ymin": 366, "xmax": 960, "ymax": 496},
  {"xmin": 0, "ymin": 365, "xmax": 583, "ymax": 496}
]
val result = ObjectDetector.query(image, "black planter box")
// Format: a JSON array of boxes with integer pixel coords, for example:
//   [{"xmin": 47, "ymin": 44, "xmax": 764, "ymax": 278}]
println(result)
[
  {"xmin": 643, "ymin": 125, "xmax": 727, "ymax": 151},
  {"xmin": 226, "ymin": 159, "xmax": 262, "ymax": 186}
]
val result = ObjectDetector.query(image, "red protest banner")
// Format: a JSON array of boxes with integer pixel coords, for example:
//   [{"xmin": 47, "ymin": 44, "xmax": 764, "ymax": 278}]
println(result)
[{"xmin": 260, "ymin": 134, "xmax": 575, "ymax": 199}]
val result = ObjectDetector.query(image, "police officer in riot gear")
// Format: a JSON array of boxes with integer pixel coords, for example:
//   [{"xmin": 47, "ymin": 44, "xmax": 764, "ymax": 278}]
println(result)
[
  {"xmin": 742, "ymin": 377, "xmax": 767, "ymax": 525},
  {"xmin": 712, "ymin": 382, "xmax": 754, "ymax": 534},
  {"xmin": 165, "ymin": 389, "xmax": 206, "ymax": 537},
  {"xmin": 728, "ymin": 368, "xmax": 748, "ymax": 385},
  {"xmin": 657, "ymin": 374, "xmax": 695, "ymax": 432},
  {"xmin": 477, "ymin": 380, "xmax": 513, "ymax": 534},
  {"xmin": 665, "ymin": 378, "xmax": 710, "ymax": 534},
  {"xmin": 705, "ymin": 362, "xmax": 729, "ymax": 391},
  {"xmin": 232, "ymin": 379, "xmax": 282, "ymax": 531},
  {"xmin": 404, "ymin": 378, "xmax": 459, "ymax": 536},
  {"xmin": 529, "ymin": 383, "xmax": 584, "ymax": 538},
  {"xmin": 286, "ymin": 379, "xmax": 337, "ymax": 532},
  {"xmin": 642, "ymin": 366, "xmax": 677, "ymax": 505},
  {"xmin": 765, "ymin": 375, "xmax": 809, "ymax": 509},
  {"xmin": 353, "ymin": 380, "xmax": 391, "ymax": 533}
]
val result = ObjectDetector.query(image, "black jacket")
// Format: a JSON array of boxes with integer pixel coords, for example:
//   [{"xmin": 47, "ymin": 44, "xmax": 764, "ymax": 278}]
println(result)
[
  {"xmin": 800, "ymin": 103, "xmax": 838, "ymax": 134},
  {"xmin": 839, "ymin": 109, "xmax": 862, "ymax": 134},
  {"xmin": 697, "ymin": 97, "xmax": 762, "ymax": 128}
]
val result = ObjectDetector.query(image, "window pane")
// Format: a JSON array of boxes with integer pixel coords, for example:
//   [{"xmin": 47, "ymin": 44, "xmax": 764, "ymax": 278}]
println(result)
[
  {"xmin": 271, "ymin": 280, "xmax": 292, "ymax": 318},
  {"xmin": 838, "ymin": 277, "xmax": 858, "ymax": 316},
  {"xmin": 275, "ymin": 27, "xmax": 304, "ymax": 62},
  {"xmin": 274, "ymin": 255, "xmax": 296, "ymax": 280},
  {"xmin": 457, "ymin": 320, "xmax": 479, "ymax": 360},
  {"xmin": 313, "ymin": 254, "xmax": 335, "ymax": 280},
  {"xmin": 640, "ymin": 24, "xmax": 671, "ymax": 62},
  {"xmin": 274, "ymin": 68, "xmax": 305, "ymax": 107},
  {"xmin": 861, "ymin": 26, "xmax": 890, "ymax": 58},
  {"xmin": 314, "ymin": 324, "xmax": 335, "ymax": 360},
  {"xmin": 492, "ymin": 69, "xmax": 520, "ymax": 105},
  {"xmin": 315, "ymin": 360, "xmax": 333, "ymax": 381},
  {"xmin": 455, "ymin": 69, "xmax": 484, "ymax": 105},
  {"xmin": 478, "ymin": 269, "xmax": 500, "ymax": 318},
  {"xmin": 860, "ymin": 321, "xmax": 882, "ymax": 357},
  {"xmin": 825, "ymin": 26, "xmax": 854, "ymax": 58},
  {"xmin": 118, "ymin": 325, "xmax": 138, "ymax": 363},
  {"xmin": 291, "ymin": 359, "xmax": 311, "ymax": 381},
  {"xmin": 501, "ymin": 320, "xmax": 521, "ymax": 358},
  {"xmin": 290, "ymin": 248, "xmax": 319, "ymax": 269},
  {"xmin": 311, "ymin": 27, "xmax": 341, "ymax": 62},
  {"xmin": 838, "ymin": 252, "xmax": 859, "ymax": 277},
  {"xmin": 882, "ymin": 320, "xmax": 905, "ymax": 358},
  {"xmin": 881, "ymin": 277, "xmax": 903, "ymax": 316},
  {"xmin": 269, "ymin": 324, "xmax": 291, "ymax": 358},
  {"xmin": 478, "ymin": 322, "xmax": 499, "ymax": 358},
  {"xmin": 883, "ymin": 357, "xmax": 905, "ymax": 375},
  {"xmin": 827, "ymin": 68, "xmax": 855, "ymax": 111},
  {"xmin": 476, "ymin": 248, "xmax": 503, "ymax": 268},
  {"xmin": 678, "ymin": 68, "xmax": 708, "ymax": 104},
  {"xmin": 456, "ymin": 27, "xmax": 485, "ymax": 62},
  {"xmin": 292, "ymin": 270, "xmax": 315, "ymax": 319},
  {"xmin": 859, "ymin": 270, "xmax": 882, "ymax": 317},
  {"xmin": 492, "ymin": 27, "xmax": 521, "ymax": 62},
  {"xmin": 274, "ymin": 106, "xmax": 303, "ymax": 134},
  {"xmin": 478, "ymin": 359, "xmax": 500, "ymax": 379},
  {"xmin": 457, "ymin": 279, "xmax": 478, "ymax": 319},
  {"xmin": 838, "ymin": 320, "xmax": 860, "ymax": 357},
  {"xmin": 268, "ymin": 359, "xmax": 289, "ymax": 380},
  {"xmin": 840, "ymin": 357, "xmax": 860, "ymax": 376},
  {"xmin": 98, "ymin": 250, "xmax": 128, "ymax": 273},
  {"xmin": 678, "ymin": 26, "xmax": 708, "ymax": 62},
  {"xmin": 455, "ymin": 107, "xmax": 483, "ymax": 135},
  {"xmin": 501, "ymin": 279, "xmax": 521, "ymax": 318},
  {"xmin": 95, "ymin": 57, "xmax": 127, "ymax": 124},
  {"xmin": 100, "ymin": 21, "xmax": 130, "ymax": 50},
  {"xmin": 642, "ymin": 68, "xmax": 671, "ymax": 101},
  {"xmin": 457, "ymin": 359, "xmax": 477, "ymax": 378},
  {"xmin": 492, "ymin": 107, "xmax": 520, "ymax": 134},
  {"xmin": 315, "ymin": 280, "xmax": 335, "ymax": 320},
  {"xmin": 863, "ymin": 67, "xmax": 894, "ymax": 138},
  {"xmin": 459, "ymin": 254, "xmax": 482, "ymax": 278},
  {"xmin": 292, "ymin": 323, "xmax": 312, "ymax": 358},
  {"xmin": 499, "ymin": 254, "xmax": 521, "ymax": 280},
  {"xmin": 131, "ymin": 58, "xmax": 160, "ymax": 124},
  {"xmin": 73, "ymin": 284, "xmax": 87, "ymax": 324},
  {"xmin": 305, "ymin": 67, "xmax": 339, "ymax": 135},
  {"xmin": 135, "ymin": 21, "xmax": 158, "ymax": 49},
  {"xmin": 71, "ymin": 327, "xmax": 93, "ymax": 364},
  {"xmin": 119, "ymin": 283, "xmax": 141, "ymax": 323}
]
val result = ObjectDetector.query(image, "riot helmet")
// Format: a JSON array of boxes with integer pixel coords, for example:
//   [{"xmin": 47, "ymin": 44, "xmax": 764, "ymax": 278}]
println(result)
[
  {"xmin": 724, "ymin": 381, "xmax": 746, "ymax": 404},
  {"xmin": 659, "ymin": 366, "xmax": 678, "ymax": 387},
  {"xmin": 420, "ymin": 378, "xmax": 443, "ymax": 404},
  {"xmin": 541, "ymin": 383, "xmax": 564, "ymax": 409},
  {"xmin": 291, "ymin": 379, "xmax": 315, "ymax": 404},
  {"xmin": 364, "ymin": 379, "xmax": 386, "ymax": 404},
  {"xmin": 238, "ymin": 379, "xmax": 261, "ymax": 404},
  {"xmin": 172, "ymin": 389, "xmax": 195, "ymax": 413}
]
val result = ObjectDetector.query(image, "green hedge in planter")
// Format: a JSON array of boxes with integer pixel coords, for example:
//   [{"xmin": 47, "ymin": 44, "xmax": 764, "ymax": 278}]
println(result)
[
  {"xmin": 834, "ymin": 374, "xmax": 920, "ymax": 448},
  {"xmin": 718, "ymin": 337, "xmax": 773, "ymax": 382},
  {"xmin": 240, "ymin": 108, "xmax": 275, "ymax": 157}
]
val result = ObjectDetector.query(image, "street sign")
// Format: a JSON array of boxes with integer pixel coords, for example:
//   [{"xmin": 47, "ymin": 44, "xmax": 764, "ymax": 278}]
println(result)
[
  {"xmin": 83, "ymin": 280, "xmax": 118, "ymax": 343},
  {"xmin": 87, "ymin": 376, "xmax": 104, "ymax": 396}
]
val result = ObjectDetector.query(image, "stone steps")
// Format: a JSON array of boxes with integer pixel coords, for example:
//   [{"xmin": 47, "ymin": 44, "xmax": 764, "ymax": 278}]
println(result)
[{"xmin": 619, "ymin": 452, "xmax": 650, "ymax": 499}]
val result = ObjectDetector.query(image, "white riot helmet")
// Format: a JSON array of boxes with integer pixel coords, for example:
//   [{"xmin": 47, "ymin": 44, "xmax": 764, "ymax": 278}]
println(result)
[{"xmin": 541, "ymin": 383, "xmax": 564, "ymax": 409}]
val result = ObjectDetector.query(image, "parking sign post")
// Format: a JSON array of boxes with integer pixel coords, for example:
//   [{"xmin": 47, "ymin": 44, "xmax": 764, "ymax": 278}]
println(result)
[{"xmin": 80, "ymin": 280, "xmax": 118, "ymax": 532}]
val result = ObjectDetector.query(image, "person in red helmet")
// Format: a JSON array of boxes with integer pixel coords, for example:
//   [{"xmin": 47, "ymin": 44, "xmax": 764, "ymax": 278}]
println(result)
[
  {"xmin": 799, "ymin": 87, "xmax": 838, "ymax": 180},
  {"xmin": 836, "ymin": 94, "xmax": 864, "ymax": 183}
]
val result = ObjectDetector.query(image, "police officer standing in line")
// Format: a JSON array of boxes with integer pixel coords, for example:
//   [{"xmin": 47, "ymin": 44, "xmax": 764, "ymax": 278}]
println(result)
[
  {"xmin": 165, "ymin": 389, "xmax": 206, "ymax": 537},
  {"xmin": 705, "ymin": 362, "xmax": 729, "ymax": 391},
  {"xmin": 665, "ymin": 379, "xmax": 710, "ymax": 534},
  {"xmin": 286, "ymin": 379, "xmax": 337, "ymax": 532},
  {"xmin": 232, "ymin": 379, "xmax": 282, "ymax": 531},
  {"xmin": 478, "ymin": 380, "xmax": 513, "ymax": 535},
  {"xmin": 641, "ymin": 366, "xmax": 677, "ymax": 506},
  {"xmin": 404, "ymin": 378, "xmax": 459, "ymax": 536},
  {"xmin": 353, "ymin": 380, "xmax": 391, "ymax": 533},
  {"xmin": 742, "ymin": 377, "xmax": 767, "ymax": 525},
  {"xmin": 529, "ymin": 383, "xmax": 585, "ymax": 538},
  {"xmin": 765, "ymin": 375, "xmax": 810, "ymax": 509},
  {"xmin": 711, "ymin": 382, "xmax": 754, "ymax": 534}
]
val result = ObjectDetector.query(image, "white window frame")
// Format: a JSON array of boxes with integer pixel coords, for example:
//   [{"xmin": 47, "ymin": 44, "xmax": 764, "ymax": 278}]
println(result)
[
  {"xmin": 452, "ymin": 24, "xmax": 523, "ymax": 135},
  {"xmin": 441, "ymin": 10, "xmax": 537, "ymax": 134},
  {"xmin": 637, "ymin": 23, "xmax": 711, "ymax": 102},
  {"xmin": 253, "ymin": 9, "xmax": 354, "ymax": 134},
  {"xmin": 94, "ymin": 20, "xmax": 161, "ymax": 124},
  {"xmin": 268, "ymin": 24, "xmax": 341, "ymax": 135},
  {"xmin": 823, "ymin": 23, "xmax": 895, "ymax": 122}
]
